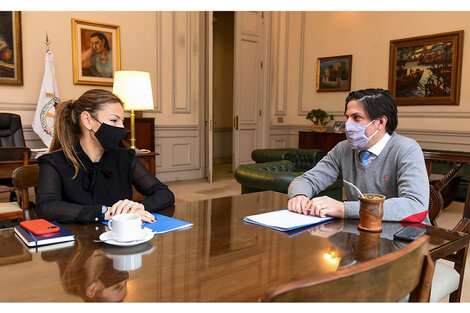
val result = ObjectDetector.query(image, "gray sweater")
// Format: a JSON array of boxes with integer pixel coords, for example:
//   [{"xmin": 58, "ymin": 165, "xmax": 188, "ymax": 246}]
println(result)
[{"xmin": 288, "ymin": 133, "xmax": 430, "ymax": 224}]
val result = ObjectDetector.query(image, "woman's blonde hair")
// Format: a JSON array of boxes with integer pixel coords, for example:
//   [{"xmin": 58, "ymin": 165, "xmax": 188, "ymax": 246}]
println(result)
[{"xmin": 50, "ymin": 89, "xmax": 123, "ymax": 178}]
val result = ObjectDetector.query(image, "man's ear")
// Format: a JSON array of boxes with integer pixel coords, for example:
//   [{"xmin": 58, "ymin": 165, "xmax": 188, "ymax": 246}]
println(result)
[{"xmin": 377, "ymin": 115, "xmax": 388, "ymax": 131}]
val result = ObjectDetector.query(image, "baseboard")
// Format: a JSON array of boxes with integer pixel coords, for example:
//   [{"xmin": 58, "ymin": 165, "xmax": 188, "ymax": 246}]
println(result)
[{"xmin": 157, "ymin": 168, "xmax": 203, "ymax": 182}]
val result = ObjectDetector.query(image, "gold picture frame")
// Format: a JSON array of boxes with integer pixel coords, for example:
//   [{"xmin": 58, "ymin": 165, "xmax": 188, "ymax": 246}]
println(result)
[
  {"xmin": 333, "ymin": 120, "xmax": 346, "ymax": 133},
  {"xmin": 72, "ymin": 19, "xmax": 120, "ymax": 86},
  {"xmin": 388, "ymin": 30, "xmax": 463, "ymax": 106},
  {"xmin": 316, "ymin": 55, "xmax": 352, "ymax": 92},
  {"xmin": 0, "ymin": 11, "xmax": 23, "ymax": 85}
]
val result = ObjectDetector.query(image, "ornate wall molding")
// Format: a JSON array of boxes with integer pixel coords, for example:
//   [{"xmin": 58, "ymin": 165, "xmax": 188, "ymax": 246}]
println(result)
[
  {"xmin": 172, "ymin": 12, "xmax": 192, "ymax": 114},
  {"xmin": 0, "ymin": 103, "xmax": 36, "ymax": 111},
  {"xmin": 297, "ymin": 12, "xmax": 307, "ymax": 116},
  {"xmin": 326, "ymin": 110, "xmax": 470, "ymax": 119},
  {"xmin": 155, "ymin": 11, "xmax": 163, "ymax": 113}
]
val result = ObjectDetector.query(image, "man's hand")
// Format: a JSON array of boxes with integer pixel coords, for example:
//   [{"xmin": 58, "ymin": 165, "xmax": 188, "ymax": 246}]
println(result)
[
  {"xmin": 308, "ymin": 219, "xmax": 344, "ymax": 238},
  {"xmin": 288, "ymin": 195, "xmax": 311, "ymax": 215},
  {"xmin": 288, "ymin": 195, "xmax": 345, "ymax": 218},
  {"xmin": 308, "ymin": 196, "xmax": 345, "ymax": 218}
]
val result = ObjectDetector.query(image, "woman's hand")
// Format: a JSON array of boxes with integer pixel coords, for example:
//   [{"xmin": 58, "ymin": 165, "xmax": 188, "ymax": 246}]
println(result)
[
  {"xmin": 105, "ymin": 199, "xmax": 156, "ymax": 223},
  {"xmin": 132, "ymin": 210, "xmax": 156, "ymax": 223},
  {"xmin": 110, "ymin": 199, "xmax": 144, "ymax": 215}
]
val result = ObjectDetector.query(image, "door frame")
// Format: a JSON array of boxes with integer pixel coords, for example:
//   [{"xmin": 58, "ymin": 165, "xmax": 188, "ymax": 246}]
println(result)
[
  {"xmin": 204, "ymin": 11, "xmax": 214, "ymax": 183},
  {"xmin": 202, "ymin": 11, "xmax": 271, "ymax": 180}
]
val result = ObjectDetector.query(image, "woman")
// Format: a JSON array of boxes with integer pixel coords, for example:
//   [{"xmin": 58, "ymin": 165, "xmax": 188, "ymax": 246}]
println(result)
[
  {"xmin": 41, "ymin": 225, "xmax": 129, "ymax": 302},
  {"xmin": 36, "ymin": 89, "xmax": 175, "ymax": 223}
]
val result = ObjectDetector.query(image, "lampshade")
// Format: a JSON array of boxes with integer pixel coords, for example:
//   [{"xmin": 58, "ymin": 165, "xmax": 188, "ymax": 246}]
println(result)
[{"xmin": 113, "ymin": 71, "xmax": 154, "ymax": 111}]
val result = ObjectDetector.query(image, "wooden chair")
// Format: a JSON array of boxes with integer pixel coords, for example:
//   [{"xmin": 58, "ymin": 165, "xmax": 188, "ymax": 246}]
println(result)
[
  {"xmin": 423, "ymin": 151, "xmax": 470, "ymax": 302},
  {"xmin": 0, "ymin": 146, "xmax": 31, "ymax": 163},
  {"xmin": 0, "ymin": 146, "xmax": 31, "ymax": 201},
  {"xmin": 424, "ymin": 151, "xmax": 470, "ymax": 231},
  {"xmin": 0, "ymin": 165, "xmax": 38, "ymax": 221},
  {"xmin": 261, "ymin": 236, "xmax": 434, "ymax": 302}
]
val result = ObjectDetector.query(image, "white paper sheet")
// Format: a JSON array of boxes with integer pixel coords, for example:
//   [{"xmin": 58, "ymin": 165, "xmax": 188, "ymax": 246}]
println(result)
[{"xmin": 243, "ymin": 209, "xmax": 334, "ymax": 231}]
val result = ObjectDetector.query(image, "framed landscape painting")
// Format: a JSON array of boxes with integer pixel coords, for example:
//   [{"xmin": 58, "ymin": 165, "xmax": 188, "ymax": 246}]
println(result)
[
  {"xmin": 388, "ymin": 30, "xmax": 463, "ymax": 106},
  {"xmin": 316, "ymin": 55, "xmax": 352, "ymax": 92},
  {"xmin": 72, "ymin": 19, "xmax": 120, "ymax": 86},
  {"xmin": 0, "ymin": 11, "xmax": 23, "ymax": 85}
]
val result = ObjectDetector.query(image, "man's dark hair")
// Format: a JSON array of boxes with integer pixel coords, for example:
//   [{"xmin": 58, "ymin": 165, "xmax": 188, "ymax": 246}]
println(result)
[
  {"xmin": 90, "ymin": 32, "xmax": 110, "ymax": 51},
  {"xmin": 344, "ymin": 88, "xmax": 398, "ymax": 135}
]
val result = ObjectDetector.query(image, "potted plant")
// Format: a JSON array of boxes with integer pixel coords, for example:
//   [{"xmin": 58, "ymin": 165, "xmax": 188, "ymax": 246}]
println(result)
[{"xmin": 306, "ymin": 109, "xmax": 334, "ymax": 132}]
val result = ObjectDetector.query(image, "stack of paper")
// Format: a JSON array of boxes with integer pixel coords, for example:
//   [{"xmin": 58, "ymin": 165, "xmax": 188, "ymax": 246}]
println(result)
[{"xmin": 244, "ymin": 209, "xmax": 334, "ymax": 232}]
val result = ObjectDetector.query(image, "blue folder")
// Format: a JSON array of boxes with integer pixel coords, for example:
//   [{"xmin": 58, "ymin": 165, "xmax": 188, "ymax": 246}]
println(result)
[{"xmin": 102, "ymin": 213, "xmax": 193, "ymax": 234}]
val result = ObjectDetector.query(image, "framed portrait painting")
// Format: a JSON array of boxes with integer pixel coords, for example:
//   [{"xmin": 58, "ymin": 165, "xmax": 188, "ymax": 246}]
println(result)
[
  {"xmin": 388, "ymin": 30, "xmax": 463, "ymax": 106},
  {"xmin": 0, "ymin": 11, "xmax": 23, "ymax": 85},
  {"xmin": 316, "ymin": 55, "xmax": 352, "ymax": 92},
  {"xmin": 72, "ymin": 19, "xmax": 120, "ymax": 86}
]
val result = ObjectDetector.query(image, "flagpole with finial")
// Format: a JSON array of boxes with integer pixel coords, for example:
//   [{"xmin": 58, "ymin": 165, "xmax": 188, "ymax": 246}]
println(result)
[{"xmin": 45, "ymin": 32, "xmax": 51, "ymax": 53}]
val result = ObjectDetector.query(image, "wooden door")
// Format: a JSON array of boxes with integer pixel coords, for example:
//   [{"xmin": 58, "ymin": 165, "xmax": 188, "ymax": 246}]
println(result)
[{"xmin": 232, "ymin": 11, "xmax": 265, "ymax": 171}]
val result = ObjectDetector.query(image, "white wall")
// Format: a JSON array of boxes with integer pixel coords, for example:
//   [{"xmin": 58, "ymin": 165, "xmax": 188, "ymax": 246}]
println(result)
[
  {"xmin": 0, "ymin": 11, "xmax": 205, "ymax": 182},
  {"xmin": 3, "ymin": 11, "xmax": 470, "ymax": 184},
  {"xmin": 268, "ymin": 11, "xmax": 470, "ymax": 152}
]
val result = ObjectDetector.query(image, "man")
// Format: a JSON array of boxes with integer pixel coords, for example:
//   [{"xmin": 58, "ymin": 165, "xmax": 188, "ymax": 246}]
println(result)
[
  {"xmin": 81, "ymin": 32, "xmax": 113, "ymax": 78},
  {"xmin": 288, "ymin": 88, "xmax": 430, "ymax": 224}
]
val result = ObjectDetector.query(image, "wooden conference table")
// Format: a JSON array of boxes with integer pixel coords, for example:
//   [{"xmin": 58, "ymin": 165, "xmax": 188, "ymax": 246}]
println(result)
[{"xmin": 0, "ymin": 191, "xmax": 467, "ymax": 302}]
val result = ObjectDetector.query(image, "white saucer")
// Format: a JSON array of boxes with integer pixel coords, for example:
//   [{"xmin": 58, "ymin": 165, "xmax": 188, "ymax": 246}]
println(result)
[{"xmin": 99, "ymin": 228, "xmax": 154, "ymax": 247}]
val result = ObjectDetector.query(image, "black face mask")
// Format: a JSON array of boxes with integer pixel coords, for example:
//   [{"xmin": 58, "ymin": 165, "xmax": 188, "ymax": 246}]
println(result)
[{"xmin": 91, "ymin": 116, "xmax": 127, "ymax": 150}]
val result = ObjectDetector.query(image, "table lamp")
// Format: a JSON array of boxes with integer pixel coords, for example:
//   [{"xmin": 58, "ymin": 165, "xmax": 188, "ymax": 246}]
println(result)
[{"xmin": 113, "ymin": 71, "xmax": 154, "ymax": 150}]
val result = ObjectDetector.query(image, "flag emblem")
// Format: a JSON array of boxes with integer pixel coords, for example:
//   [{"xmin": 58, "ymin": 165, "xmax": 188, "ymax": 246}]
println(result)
[{"xmin": 39, "ymin": 97, "xmax": 60, "ymax": 135}]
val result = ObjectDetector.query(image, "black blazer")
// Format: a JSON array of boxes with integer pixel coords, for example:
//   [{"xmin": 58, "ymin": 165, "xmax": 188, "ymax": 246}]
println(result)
[{"xmin": 36, "ymin": 144, "xmax": 175, "ymax": 223}]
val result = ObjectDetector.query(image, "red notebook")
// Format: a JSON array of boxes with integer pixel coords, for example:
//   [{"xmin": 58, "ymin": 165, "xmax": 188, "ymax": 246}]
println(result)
[{"xmin": 20, "ymin": 219, "xmax": 61, "ymax": 235}]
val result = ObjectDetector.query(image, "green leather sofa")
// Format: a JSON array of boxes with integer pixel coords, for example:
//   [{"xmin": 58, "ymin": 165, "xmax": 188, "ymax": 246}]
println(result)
[{"xmin": 234, "ymin": 148, "xmax": 343, "ymax": 200}]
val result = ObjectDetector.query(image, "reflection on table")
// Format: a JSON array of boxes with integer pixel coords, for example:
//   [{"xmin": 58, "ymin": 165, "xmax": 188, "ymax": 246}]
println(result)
[{"xmin": 0, "ymin": 191, "xmax": 466, "ymax": 302}]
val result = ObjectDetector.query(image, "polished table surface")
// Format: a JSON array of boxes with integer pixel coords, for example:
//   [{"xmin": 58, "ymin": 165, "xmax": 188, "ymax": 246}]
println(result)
[{"xmin": 0, "ymin": 191, "xmax": 467, "ymax": 302}]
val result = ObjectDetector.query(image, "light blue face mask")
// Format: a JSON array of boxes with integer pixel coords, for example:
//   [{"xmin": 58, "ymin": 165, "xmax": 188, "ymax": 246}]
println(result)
[{"xmin": 345, "ymin": 120, "xmax": 378, "ymax": 150}]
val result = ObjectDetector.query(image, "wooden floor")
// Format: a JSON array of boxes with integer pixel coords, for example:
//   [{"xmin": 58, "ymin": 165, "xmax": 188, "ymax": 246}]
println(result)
[
  {"xmin": 1, "ymin": 163, "xmax": 469, "ymax": 301},
  {"xmin": 166, "ymin": 163, "xmax": 241, "ymax": 203}
]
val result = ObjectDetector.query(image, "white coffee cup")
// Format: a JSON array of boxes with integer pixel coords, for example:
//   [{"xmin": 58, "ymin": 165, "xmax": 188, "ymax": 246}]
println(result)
[
  {"xmin": 112, "ymin": 254, "xmax": 142, "ymax": 271},
  {"xmin": 103, "ymin": 244, "xmax": 155, "ymax": 271},
  {"xmin": 108, "ymin": 213, "xmax": 142, "ymax": 242}
]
